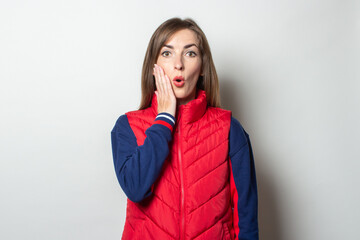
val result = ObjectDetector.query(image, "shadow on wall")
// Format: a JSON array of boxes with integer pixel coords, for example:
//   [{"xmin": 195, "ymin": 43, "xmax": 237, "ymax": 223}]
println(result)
[{"xmin": 220, "ymin": 78, "xmax": 283, "ymax": 240}]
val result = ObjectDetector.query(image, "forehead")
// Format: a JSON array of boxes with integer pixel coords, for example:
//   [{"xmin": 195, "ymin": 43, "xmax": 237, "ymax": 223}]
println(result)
[{"xmin": 164, "ymin": 29, "xmax": 199, "ymax": 46}]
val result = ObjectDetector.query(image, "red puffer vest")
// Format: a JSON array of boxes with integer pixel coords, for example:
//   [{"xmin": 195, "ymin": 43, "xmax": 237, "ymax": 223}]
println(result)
[{"xmin": 123, "ymin": 89, "xmax": 234, "ymax": 240}]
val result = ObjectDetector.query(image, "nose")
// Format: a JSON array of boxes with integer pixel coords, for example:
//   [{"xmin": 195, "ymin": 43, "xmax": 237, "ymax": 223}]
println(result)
[{"xmin": 174, "ymin": 55, "xmax": 183, "ymax": 70}]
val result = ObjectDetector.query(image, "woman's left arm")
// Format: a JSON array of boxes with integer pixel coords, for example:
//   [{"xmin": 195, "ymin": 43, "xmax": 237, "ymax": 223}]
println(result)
[{"xmin": 229, "ymin": 117, "xmax": 259, "ymax": 240}]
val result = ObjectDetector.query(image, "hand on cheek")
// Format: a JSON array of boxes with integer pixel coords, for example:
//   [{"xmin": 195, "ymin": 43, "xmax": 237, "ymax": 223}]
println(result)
[{"xmin": 153, "ymin": 64, "xmax": 177, "ymax": 117}]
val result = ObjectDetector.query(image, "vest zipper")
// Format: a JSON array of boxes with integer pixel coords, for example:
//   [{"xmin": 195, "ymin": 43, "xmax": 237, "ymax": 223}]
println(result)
[{"xmin": 178, "ymin": 123, "xmax": 185, "ymax": 240}]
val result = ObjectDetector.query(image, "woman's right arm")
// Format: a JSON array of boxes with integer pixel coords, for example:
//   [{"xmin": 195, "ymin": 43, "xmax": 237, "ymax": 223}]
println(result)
[{"xmin": 111, "ymin": 112, "xmax": 175, "ymax": 203}]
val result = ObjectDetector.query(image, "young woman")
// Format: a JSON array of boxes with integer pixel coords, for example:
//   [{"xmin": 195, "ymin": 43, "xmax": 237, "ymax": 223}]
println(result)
[{"xmin": 111, "ymin": 17, "xmax": 259, "ymax": 240}]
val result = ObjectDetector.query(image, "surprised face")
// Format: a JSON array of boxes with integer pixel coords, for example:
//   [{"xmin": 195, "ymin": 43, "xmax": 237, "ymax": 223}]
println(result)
[{"xmin": 156, "ymin": 29, "xmax": 203, "ymax": 106}]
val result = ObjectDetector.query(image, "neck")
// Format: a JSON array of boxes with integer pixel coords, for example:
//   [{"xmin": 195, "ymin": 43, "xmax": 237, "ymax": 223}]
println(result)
[{"xmin": 176, "ymin": 89, "xmax": 197, "ymax": 107}]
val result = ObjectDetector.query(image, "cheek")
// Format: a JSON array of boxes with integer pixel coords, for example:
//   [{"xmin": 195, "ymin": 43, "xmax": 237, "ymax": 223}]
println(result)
[
  {"xmin": 187, "ymin": 62, "xmax": 202, "ymax": 76},
  {"xmin": 156, "ymin": 62, "xmax": 171, "ymax": 75}
]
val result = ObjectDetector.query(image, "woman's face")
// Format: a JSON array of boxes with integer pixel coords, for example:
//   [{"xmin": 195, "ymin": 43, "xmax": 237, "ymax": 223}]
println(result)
[{"xmin": 156, "ymin": 29, "xmax": 203, "ymax": 106}]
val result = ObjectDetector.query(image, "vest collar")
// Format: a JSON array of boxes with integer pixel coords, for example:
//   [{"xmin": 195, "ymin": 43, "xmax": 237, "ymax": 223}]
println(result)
[{"xmin": 150, "ymin": 88, "xmax": 208, "ymax": 123}]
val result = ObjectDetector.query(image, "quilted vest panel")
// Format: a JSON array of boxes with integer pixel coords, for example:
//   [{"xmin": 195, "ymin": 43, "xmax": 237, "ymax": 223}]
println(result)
[{"xmin": 122, "ymin": 89, "xmax": 233, "ymax": 240}]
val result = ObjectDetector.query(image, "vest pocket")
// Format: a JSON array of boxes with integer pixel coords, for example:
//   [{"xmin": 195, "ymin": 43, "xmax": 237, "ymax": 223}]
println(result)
[{"xmin": 222, "ymin": 222, "xmax": 232, "ymax": 240}]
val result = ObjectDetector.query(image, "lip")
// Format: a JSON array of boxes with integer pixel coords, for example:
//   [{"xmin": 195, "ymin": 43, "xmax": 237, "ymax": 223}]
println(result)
[
  {"xmin": 172, "ymin": 76, "xmax": 185, "ymax": 87},
  {"xmin": 172, "ymin": 76, "xmax": 184, "ymax": 82}
]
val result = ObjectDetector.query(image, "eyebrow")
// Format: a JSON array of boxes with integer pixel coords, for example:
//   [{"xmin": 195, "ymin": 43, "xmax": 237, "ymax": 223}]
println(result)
[{"xmin": 163, "ymin": 43, "xmax": 198, "ymax": 49}]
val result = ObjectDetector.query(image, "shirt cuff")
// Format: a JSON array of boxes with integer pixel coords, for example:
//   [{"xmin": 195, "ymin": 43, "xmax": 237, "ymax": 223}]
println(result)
[{"xmin": 153, "ymin": 112, "xmax": 176, "ymax": 132}]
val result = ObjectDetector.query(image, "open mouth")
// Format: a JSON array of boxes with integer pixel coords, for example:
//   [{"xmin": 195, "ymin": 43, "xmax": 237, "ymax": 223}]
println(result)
[
  {"xmin": 173, "ymin": 76, "xmax": 184, "ymax": 82},
  {"xmin": 173, "ymin": 76, "xmax": 185, "ymax": 87}
]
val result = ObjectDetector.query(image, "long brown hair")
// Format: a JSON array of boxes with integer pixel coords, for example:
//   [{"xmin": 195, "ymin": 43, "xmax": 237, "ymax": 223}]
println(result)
[{"xmin": 138, "ymin": 17, "xmax": 221, "ymax": 110}]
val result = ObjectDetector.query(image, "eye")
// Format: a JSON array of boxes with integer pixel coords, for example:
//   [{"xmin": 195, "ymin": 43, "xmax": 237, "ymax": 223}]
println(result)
[
  {"xmin": 161, "ymin": 51, "xmax": 171, "ymax": 57},
  {"xmin": 186, "ymin": 51, "xmax": 197, "ymax": 57}
]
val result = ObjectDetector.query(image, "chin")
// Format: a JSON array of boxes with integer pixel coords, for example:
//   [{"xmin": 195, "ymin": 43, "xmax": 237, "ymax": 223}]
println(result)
[
  {"xmin": 175, "ymin": 92, "xmax": 196, "ymax": 106},
  {"xmin": 175, "ymin": 86, "xmax": 197, "ymax": 99},
  {"xmin": 174, "ymin": 91, "xmax": 189, "ymax": 100}
]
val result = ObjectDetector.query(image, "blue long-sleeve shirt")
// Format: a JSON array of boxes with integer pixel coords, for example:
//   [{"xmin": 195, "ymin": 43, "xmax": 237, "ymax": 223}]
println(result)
[{"xmin": 111, "ymin": 112, "xmax": 259, "ymax": 239}]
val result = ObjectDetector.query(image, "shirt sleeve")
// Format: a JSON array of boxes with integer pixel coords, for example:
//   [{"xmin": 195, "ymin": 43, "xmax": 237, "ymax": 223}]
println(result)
[
  {"xmin": 229, "ymin": 116, "xmax": 259, "ymax": 240},
  {"xmin": 111, "ymin": 112, "xmax": 176, "ymax": 203}
]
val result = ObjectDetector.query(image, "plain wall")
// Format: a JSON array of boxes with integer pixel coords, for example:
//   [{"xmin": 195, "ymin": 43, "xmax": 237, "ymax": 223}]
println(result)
[{"xmin": 1, "ymin": 0, "xmax": 359, "ymax": 239}]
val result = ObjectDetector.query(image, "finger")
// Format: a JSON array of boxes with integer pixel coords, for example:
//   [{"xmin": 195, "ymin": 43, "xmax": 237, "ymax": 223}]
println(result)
[
  {"xmin": 162, "ymin": 72, "xmax": 170, "ymax": 94},
  {"xmin": 155, "ymin": 64, "xmax": 164, "ymax": 94},
  {"xmin": 165, "ymin": 74, "xmax": 174, "ymax": 96},
  {"xmin": 160, "ymin": 66, "xmax": 171, "ymax": 97},
  {"xmin": 158, "ymin": 64, "xmax": 167, "ymax": 94},
  {"xmin": 159, "ymin": 65, "xmax": 169, "ymax": 94},
  {"xmin": 155, "ymin": 65, "xmax": 163, "ymax": 95},
  {"xmin": 153, "ymin": 66, "xmax": 160, "ymax": 93}
]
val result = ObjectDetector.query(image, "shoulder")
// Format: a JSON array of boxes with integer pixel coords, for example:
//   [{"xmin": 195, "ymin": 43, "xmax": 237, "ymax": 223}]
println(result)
[
  {"xmin": 207, "ymin": 106, "xmax": 231, "ymax": 116},
  {"xmin": 229, "ymin": 116, "xmax": 249, "ymax": 157},
  {"xmin": 205, "ymin": 106, "xmax": 232, "ymax": 123},
  {"xmin": 111, "ymin": 114, "xmax": 131, "ymax": 133},
  {"xmin": 111, "ymin": 114, "xmax": 138, "ymax": 145},
  {"xmin": 125, "ymin": 107, "xmax": 156, "ymax": 127},
  {"xmin": 126, "ymin": 107, "xmax": 154, "ymax": 118}
]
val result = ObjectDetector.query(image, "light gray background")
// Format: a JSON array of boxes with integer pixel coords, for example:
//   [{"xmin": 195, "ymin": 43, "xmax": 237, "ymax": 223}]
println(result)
[{"xmin": 1, "ymin": 0, "xmax": 359, "ymax": 239}]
